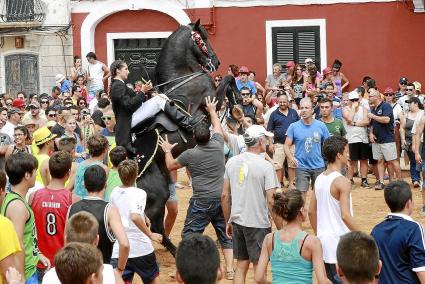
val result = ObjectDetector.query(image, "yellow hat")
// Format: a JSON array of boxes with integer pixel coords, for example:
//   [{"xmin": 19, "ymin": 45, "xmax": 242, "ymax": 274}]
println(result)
[
  {"xmin": 413, "ymin": 81, "xmax": 422, "ymax": 92},
  {"xmin": 33, "ymin": 127, "xmax": 57, "ymax": 146}
]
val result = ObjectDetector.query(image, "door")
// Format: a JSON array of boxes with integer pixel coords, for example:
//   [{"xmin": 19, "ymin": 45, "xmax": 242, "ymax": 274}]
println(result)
[
  {"xmin": 5, "ymin": 54, "xmax": 39, "ymax": 96},
  {"xmin": 114, "ymin": 38, "xmax": 166, "ymax": 85}
]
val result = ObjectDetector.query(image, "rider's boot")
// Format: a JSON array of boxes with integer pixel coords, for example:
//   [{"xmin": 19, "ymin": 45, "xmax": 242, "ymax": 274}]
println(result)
[{"xmin": 163, "ymin": 101, "xmax": 205, "ymax": 130}]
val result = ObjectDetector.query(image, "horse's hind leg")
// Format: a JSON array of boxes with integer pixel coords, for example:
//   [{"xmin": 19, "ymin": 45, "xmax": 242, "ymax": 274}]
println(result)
[{"xmin": 137, "ymin": 162, "xmax": 177, "ymax": 257}]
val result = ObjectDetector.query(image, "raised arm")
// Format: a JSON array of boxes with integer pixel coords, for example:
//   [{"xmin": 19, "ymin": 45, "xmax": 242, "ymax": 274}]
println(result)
[
  {"xmin": 205, "ymin": 97, "xmax": 222, "ymax": 135},
  {"xmin": 158, "ymin": 135, "xmax": 183, "ymax": 171}
]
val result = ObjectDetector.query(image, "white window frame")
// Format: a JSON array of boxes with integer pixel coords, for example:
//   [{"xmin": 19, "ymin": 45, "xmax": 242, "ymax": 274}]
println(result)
[{"xmin": 265, "ymin": 19, "xmax": 327, "ymax": 74}]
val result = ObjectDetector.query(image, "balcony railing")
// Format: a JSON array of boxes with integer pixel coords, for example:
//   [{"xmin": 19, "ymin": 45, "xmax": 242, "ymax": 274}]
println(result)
[{"xmin": 0, "ymin": 0, "xmax": 45, "ymax": 24}]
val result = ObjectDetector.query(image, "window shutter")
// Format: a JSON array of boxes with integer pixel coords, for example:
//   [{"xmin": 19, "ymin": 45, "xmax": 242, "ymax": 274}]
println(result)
[{"xmin": 272, "ymin": 26, "xmax": 320, "ymax": 69}]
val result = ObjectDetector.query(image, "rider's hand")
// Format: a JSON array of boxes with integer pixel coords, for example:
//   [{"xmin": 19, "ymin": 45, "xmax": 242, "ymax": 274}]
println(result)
[
  {"xmin": 205, "ymin": 96, "xmax": 218, "ymax": 114},
  {"xmin": 159, "ymin": 134, "xmax": 178, "ymax": 154},
  {"xmin": 141, "ymin": 81, "xmax": 153, "ymax": 93}
]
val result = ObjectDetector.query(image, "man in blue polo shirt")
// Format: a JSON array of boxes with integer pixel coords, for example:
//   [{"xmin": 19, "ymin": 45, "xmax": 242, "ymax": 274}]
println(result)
[
  {"xmin": 371, "ymin": 180, "xmax": 425, "ymax": 283},
  {"xmin": 368, "ymin": 89, "xmax": 402, "ymax": 190},
  {"xmin": 284, "ymin": 97, "xmax": 330, "ymax": 200},
  {"xmin": 267, "ymin": 92, "xmax": 299, "ymax": 186}
]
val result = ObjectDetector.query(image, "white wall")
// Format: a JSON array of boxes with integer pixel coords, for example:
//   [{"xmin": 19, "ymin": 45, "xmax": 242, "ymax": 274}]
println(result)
[{"xmin": 0, "ymin": 0, "xmax": 73, "ymax": 95}]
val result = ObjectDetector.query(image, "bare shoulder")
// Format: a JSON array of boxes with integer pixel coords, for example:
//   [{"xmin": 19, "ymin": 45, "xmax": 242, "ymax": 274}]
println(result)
[{"xmin": 334, "ymin": 175, "xmax": 351, "ymax": 189}]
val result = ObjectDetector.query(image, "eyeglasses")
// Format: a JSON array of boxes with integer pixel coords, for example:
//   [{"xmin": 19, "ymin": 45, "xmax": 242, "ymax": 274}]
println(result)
[
  {"xmin": 101, "ymin": 116, "xmax": 114, "ymax": 121},
  {"xmin": 41, "ymin": 100, "xmax": 49, "ymax": 104},
  {"xmin": 406, "ymin": 88, "xmax": 414, "ymax": 91},
  {"xmin": 48, "ymin": 113, "xmax": 56, "ymax": 117}
]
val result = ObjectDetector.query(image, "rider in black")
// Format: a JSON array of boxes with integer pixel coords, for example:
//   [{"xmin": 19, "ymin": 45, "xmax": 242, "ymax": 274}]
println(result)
[{"xmin": 109, "ymin": 60, "xmax": 203, "ymax": 155}]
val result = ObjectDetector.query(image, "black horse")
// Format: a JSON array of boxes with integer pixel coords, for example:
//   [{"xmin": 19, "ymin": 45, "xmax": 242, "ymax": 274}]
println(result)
[{"xmin": 133, "ymin": 20, "xmax": 225, "ymax": 256}]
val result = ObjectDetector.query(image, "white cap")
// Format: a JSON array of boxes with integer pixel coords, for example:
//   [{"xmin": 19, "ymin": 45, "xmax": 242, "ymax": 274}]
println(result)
[
  {"xmin": 348, "ymin": 90, "xmax": 360, "ymax": 100},
  {"xmin": 55, "ymin": 74, "xmax": 66, "ymax": 84},
  {"xmin": 305, "ymin": 58, "xmax": 314, "ymax": 64},
  {"xmin": 245, "ymin": 125, "xmax": 274, "ymax": 139}
]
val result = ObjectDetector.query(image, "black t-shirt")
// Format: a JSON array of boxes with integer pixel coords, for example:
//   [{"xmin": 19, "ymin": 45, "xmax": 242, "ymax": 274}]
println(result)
[
  {"xmin": 51, "ymin": 123, "xmax": 82, "ymax": 138},
  {"xmin": 92, "ymin": 110, "xmax": 105, "ymax": 128}
]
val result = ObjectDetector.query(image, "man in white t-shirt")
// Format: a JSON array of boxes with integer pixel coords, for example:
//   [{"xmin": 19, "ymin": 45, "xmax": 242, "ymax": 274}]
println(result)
[
  {"xmin": 110, "ymin": 160, "xmax": 162, "ymax": 284},
  {"xmin": 309, "ymin": 136, "xmax": 359, "ymax": 283},
  {"xmin": 42, "ymin": 211, "xmax": 121, "ymax": 284}
]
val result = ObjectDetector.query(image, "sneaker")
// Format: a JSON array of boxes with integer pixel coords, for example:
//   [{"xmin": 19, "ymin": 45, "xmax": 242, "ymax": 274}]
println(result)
[
  {"xmin": 375, "ymin": 181, "xmax": 385, "ymax": 191},
  {"xmin": 421, "ymin": 206, "xmax": 425, "ymax": 216},
  {"xmin": 413, "ymin": 181, "xmax": 421, "ymax": 188},
  {"xmin": 361, "ymin": 180, "xmax": 371, "ymax": 188}
]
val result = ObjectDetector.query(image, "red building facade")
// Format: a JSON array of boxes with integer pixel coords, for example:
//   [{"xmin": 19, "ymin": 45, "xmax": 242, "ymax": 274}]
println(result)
[{"xmin": 71, "ymin": 0, "xmax": 425, "ymax": 90}]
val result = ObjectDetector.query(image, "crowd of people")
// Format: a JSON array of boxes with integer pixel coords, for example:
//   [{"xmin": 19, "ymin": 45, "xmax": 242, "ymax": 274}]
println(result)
[{"xmin": 0, "ymin": 51, "xmax": 424, "ymax": 284}]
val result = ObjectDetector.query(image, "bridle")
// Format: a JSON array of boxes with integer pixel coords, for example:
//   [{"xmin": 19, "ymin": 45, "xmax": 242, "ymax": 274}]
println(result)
[{"xmin": 191, "ymin": 30, "xmax": 216, "ymax": 73}]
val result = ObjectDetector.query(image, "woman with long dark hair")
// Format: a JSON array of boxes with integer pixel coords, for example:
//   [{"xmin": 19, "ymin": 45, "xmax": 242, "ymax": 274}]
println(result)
[
  {"xmin": 331, "ymin": 59, "xmax": 350, "ymax": 98},
  {"xmin": 109, "ymin": 60, "xmax": 202, "ymax": 155}
]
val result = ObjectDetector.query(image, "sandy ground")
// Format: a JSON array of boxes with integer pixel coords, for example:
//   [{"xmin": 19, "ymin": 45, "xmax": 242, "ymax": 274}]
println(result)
[{"xmin": 132, "ymin": 170, "xmax": 425, "ymax": 284}]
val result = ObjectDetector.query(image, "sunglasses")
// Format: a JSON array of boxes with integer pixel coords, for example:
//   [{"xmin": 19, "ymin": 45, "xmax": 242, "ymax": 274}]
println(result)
[
  {"xmin": 48, "ymin": 113, "xmax": 57, "ymax": 117},
  {"xmin": 101, "ymin": 116, "xmax": 114, "ymax": 121},
  {"xmin": 384, "ymin": 93, "xmax": 393, "ymax": 96},
  {"xmin": 241, "ymin": 93, "xmax": 251, "ymax": 97},
  {"xmin": 215, "ymin": 79, "xmax": 221, "ymax": 82},
  {"xmin": 350, "ymin": 99, "xmax": 359, "ymax": 102},
  {"xmin": 400, "ymin": 82, "xmax": 407, "ymax": 85},
  {"xmin": 406, "ymin": 88, "xmax": 414, "ymax": 91},
  {"xmin": 79, "ymin": 102, "xmax": 86, "ymax": 105},
  {"xmin": 41, "ymin": 100, "xmax": 49, "ymax": 104}
]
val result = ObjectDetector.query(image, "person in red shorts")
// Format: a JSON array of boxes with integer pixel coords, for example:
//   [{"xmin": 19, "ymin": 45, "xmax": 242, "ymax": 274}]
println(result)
[{"xmin": 29, "ymin": 151, "xmax": 80, "ymax": 278}]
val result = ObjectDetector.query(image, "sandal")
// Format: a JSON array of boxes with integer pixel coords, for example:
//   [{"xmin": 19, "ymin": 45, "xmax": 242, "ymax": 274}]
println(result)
[{"xmin": 226, "ymin": 270, "xmax": 235, "ymax": 280}]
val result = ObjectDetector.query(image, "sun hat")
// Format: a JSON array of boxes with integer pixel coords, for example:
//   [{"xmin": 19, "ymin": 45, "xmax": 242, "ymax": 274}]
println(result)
[
  {"xmin": 33, "ymin": 127, "xmax": 57, "ymax": 146},
  {"xmin": 21, "ymin": 116, "xmax": 37, "ymax": 126},
  {"xmin": 413, "ymin": 81, "xmax": 422, "ymax": 92},
  {"xmin": 348, "ymin": 90, "xmax": 360, "ymax": 100},
  {"xmin": 55, "ymin": 74, "xmax": 66, "ymax": 84}
]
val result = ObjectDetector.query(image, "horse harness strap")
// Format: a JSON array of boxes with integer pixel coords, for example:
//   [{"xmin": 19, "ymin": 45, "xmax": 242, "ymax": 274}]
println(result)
[
  {"xmin": 163, "ymin": 71, "xmax": 207, "ymax": 97},
  {"xmin": 155, "ymin": 71, "xmax": 206, "ymax": 89}
]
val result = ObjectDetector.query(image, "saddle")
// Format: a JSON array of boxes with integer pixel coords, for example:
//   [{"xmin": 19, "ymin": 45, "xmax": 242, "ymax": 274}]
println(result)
[{"xmin": 131, "ymin": 111, "xmax": 190, "ymax": 177}]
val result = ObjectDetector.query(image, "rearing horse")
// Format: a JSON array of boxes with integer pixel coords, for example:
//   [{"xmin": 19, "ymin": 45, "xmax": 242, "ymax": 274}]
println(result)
[{"xmin": 133, "ymin": 20, "xmax": 225, "ymax": 256}]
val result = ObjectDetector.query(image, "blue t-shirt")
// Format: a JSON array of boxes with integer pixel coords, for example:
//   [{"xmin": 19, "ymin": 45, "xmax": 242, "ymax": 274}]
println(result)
[
  {"xmin": 371, "ymin": 214, "xmax": 425, "ymax": 284},
  {"xmin": 60, "ymin": 80, "xmax": 72, "ymax": 93},
  {"xmin": 236, "ymin": 79, "xmax": 257, "ymax": 94},
  {"xmin": 267, "ymin": 108, "xmax": 299, "ymax": 144},
  {"xmin": 371, "ymin": 101, "xmax": 394, "ymax": 143},
  {"xmin": 286, "ymin": 119, "xmax": 330, "ymax": 170}
]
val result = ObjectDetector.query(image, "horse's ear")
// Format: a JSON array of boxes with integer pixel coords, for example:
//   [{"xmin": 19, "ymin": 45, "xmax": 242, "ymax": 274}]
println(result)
[{"xmin": 194, "ymin": 19, "xmax": 201, "ymax": 31}]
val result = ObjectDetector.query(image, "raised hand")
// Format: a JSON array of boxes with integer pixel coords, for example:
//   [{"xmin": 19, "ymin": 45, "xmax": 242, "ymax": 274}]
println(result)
[{"xmin": 159, "ymin": 134, "xmax": 178, "ymax": 154}]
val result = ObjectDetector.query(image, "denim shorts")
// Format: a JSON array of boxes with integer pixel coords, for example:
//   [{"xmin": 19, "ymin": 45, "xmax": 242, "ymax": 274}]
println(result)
[
  {"xmin": 182, "ymin": 198, "xmax": 232, "ymax": 249},
  {"xmin": 167, "ymin": 183, "xmax": 177, "ymax": 202},
  {"xmin": 295, "ymin": 168, "xmax": 325, "ymax": 192}
]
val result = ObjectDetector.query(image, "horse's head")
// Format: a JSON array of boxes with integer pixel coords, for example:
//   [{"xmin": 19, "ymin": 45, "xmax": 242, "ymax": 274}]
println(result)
[{"xmin": 188, "ymin": 20, "xmax": 220, "ymax": 73}]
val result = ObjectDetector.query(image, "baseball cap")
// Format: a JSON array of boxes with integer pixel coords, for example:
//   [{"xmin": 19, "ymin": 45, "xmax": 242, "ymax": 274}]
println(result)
[
  {"xmin": 413, "ymin": 81, "xmax": 422, "ymax": 92},
  {"xmin": 348, "ymin": 90, "xmax": 360, "ymax": 100},
  {"xmin": 12, "ymin": 98, "xmax": 25, "ymax": 108},
  {"xmin": 384, "ymin": 87, "xmax": 394, "ymax": 94},
  {"xmin": 305, "ymin": 58, "xmax": 314, "ymax": 64},
  {"xmin": 8, "ymin": 108, "xmax": 20, "ymax": 116},
  {"xmin": 239, "ymin": 66, "xmax": 249, "ymax": 74},
  {"xmin": 399, "ymin": 77, "xmax": 408, "ymax": 84},
  {"xmin": 244, "ymin": 125, "xmax": 274, "ymax": 140},
  {"xmin": 284, "ymin": 61, "xmax": 295, "ymax": 68}
]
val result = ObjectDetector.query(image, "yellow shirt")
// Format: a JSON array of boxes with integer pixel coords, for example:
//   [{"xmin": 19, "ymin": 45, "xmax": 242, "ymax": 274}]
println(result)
[{"xmin": 0, "ymin": 215, "xmax": 22, "ymax": 284}]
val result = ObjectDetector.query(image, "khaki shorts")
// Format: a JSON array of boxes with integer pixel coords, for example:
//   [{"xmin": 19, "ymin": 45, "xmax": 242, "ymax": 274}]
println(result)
[
  {"xmin": 272, "ymin": 144, "xmax": 296, "ymax": 169},
  {"xmin": 372, "ymin": 142, "xmax": 398, "ymax": 161}
]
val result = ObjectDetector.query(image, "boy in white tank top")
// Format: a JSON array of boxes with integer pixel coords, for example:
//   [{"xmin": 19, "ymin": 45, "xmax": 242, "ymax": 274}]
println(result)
[{"xmin": 309, "ymin": 136, "xmax": 359, "ymax": 284}]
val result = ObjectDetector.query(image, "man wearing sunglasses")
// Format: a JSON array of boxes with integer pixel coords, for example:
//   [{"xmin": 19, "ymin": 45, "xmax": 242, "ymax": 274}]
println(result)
[
  {"xmin": 395, "ymin": 77, "xmax": 408, "ymax": 100},
  {"xmin": 99, "ymin": 107, "xmax": 116, "ymax": 148},
  {"xmin": 45, "ymin": 107, "xmax": 57, "ymax": 122},
  {"xmin": 397, "ymin": 82, "xmax": 424, "ymax": 115}
]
